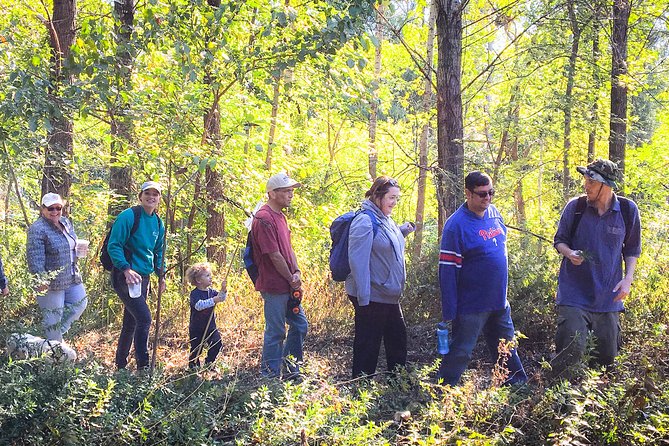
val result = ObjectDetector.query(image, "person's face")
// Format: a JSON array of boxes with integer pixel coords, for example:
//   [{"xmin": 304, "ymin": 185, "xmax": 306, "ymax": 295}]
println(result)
[
  {"xmin": 269, "ymin": 187, "xmax": 295, "ymax": 209},
  {"xmin": 378, "ymin": 186, "xmax": 401, "ymax": 216},
  {"xmin": 196, "ymin": 271, "xmax": 212, "ymax": 288},
  {"xmin": 41, "ymin": 204, "xmax": 63, "ymax": 224},
  {"xmin": 140, "ymin": 189, "xmax": 161, "ymax": 211},
  {"xmin": 584, "ymin": 176, "xmax": 608, "ymax": 202},
  {"xmin": 465, "ymin": 183, "xmax": 494, "ymax": 214}
]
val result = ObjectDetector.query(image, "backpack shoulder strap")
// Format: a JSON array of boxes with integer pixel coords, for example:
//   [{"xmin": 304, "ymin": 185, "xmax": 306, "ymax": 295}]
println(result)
[
  {"xmin": 569, "ymin": 195, "xmax": 588, "ymax": 241},
  {"xmin": 359, "ymin": 209, "xmax": 380, "ymax": 237},
  {"xmin": 130, "ymin": 206, "xmax": 142, "ymax": 236},
  {"xmin": 617, "ymin": 196, "xmax": 633, "ymax": 245}
]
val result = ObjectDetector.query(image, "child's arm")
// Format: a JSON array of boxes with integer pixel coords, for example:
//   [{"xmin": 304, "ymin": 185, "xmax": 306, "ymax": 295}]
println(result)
[
  {"xmin": 193, "ymin": 287, "xmax": 227, "ymax": 311},
  {"xmin": 215, "ymin": 280, "xmax": 227, "ymax": 303}
]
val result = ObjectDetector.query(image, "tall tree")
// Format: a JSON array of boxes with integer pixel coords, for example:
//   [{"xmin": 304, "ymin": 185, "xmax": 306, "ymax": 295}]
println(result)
[
  {"xmin": 435, "ymin": 0, "xmax": 466, "ymax": 228},
  {"xmin": 203, "ymin": 0, "xmax": 226, "ymax": 266},
  {"xmin": 368, "ymin": 4, "xmax": 384, "ymax": 180},
  {"xmin": 413, "ymin": 0, "xmax": 436, "ymax": 259},
  {"xmin": 609, "ymin": 0, "xmax": 631, "ymax": 175},
  {"xmin": 587, "ymin": 3, "xmax": 603, "ymax": 163},
  {"xmin": 41, "ymin": 0, "xmax": 77, "ymax": 198},
  {"xmin": 109, "ymin": 0, "xmax": 135, "ymax": 217},
  {"xmin": 561, "ymin": 0, "xmax": 582, "ymax": 202}
]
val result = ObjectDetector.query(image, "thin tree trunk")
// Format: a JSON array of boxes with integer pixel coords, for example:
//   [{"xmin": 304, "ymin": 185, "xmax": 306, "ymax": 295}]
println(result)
[
  {"xmin": 41, "ymin": 0, "xmax": 77, "ymax": 199},
  {"xmin": 609, "ymin": 0, "xmax": 630, "ymax": 178},
  {"xmin": 413, "ymin": 0, "xmax": 436, "ymax": 259},
  {"xmin": 436, "ymin": 0, "xmax": 465, "ymax": 229},
  {"xmin": 368, "ymin": 5, "xmax": 384, "ymax": 180},
  {"xmin": 562, "ymin": 0, "xmax": 581, "ymax": 203},
  {"xmin": 265, "ymin": 73, "xmax": 281, "ymax": 171}
]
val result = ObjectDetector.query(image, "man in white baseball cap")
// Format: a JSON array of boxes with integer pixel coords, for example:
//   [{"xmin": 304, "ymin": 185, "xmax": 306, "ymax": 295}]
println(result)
[
  {"xmin": 266, "ymin": 172, "xmax": 302, "ymax": 192},
  {"xmin": 251, "ymin": 172, "xmax": 307, "ymax": 379}
]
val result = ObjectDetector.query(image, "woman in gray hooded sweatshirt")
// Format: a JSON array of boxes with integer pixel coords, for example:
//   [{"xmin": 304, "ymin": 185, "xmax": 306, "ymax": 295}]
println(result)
[{"xmin": 346, "ymin": 176, "xmax": 415, "ymax": 377}]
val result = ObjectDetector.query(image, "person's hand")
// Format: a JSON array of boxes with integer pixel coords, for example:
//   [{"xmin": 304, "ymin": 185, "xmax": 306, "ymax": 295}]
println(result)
[
  {"xmin": 158, "ymin": 277, "xmax": 167, "ymax": 294},
  {"xmin": 613, "ymin": 277, "xmax": 633, "ymax": 302},
  {"xmin": 566, "ymin": 250, "xmax": 584, "ymax": 266},
  {"xmin": 215, "ymin": 292, "xmax": 227, "ymax": 304},
  {"xmin": 1, "ymin": 287, "xmax": 8, "ymax": 296},
  {"xmin": 35, "ymin": 284, "xmax": 49, "ymax": 294},
  {"xmin": 289, "ymin": 273, "xmax": 301, "ymax": 290},
  {"xmin": 400, "ymin": 222, "xmax": 416, "ymax": 234},
  {"xmin": 124, "ymin": 269, "xmax": 142, "ymax": 284},
  {"xmin": 220, "ymin": 280, "xmax": 228, "ymax": 293}
]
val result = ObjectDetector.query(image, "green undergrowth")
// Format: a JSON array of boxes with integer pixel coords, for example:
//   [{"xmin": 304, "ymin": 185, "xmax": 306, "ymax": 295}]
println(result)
[{"xmin": 3, "ymin": 334, "xmax": 669, "ymax": 446}]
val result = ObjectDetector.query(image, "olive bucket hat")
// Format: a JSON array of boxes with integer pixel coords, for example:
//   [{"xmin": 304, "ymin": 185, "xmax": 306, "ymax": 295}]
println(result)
[{"xmin": 576, "ymin": 158, "xmax": 620, "ymax": 188}]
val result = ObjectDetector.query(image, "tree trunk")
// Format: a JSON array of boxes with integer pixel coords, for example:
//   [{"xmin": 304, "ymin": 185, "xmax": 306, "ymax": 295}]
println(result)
[
  {"xmin": 108, "ymin": 0, "xmax": 135, "ymax": 218},
  {"xmin": 587, "ymin": 9, "xmax": 601, "ymax": 163},
  {"xmin": 609, "ymin": 0, "xmax": 630, "ymax": 177},
  {"xmin": 42, "ymin": 0, "xmax": 77, "ymax": 199},
  {"xmin": 435, "ymin": 0, "xmax": 465, "ymax": 230},
  {"xmin": 265, "ymin": 72, "xmax": 281, "ymax": 171},
  {"xmin": 203, "ymin": 93, "xmax": 226, "ymax": 267},
  {"xmin": 562, "ymin": 0, "xmax": 581, "ymax": 203},
  {"xmin": 368, "ymin": 5, "xmax": 384, "ymax": 180},
  {"xmin": 412, "ymin": 0, "xmax": 436, "ymax": 259},
  {"xmin": 204, "ymin": 0, "xmax": 226, "ymax": 267}
]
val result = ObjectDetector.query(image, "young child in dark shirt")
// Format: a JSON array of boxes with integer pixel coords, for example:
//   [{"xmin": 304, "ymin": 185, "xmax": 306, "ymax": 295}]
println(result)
[{"xmin": 186, "ymin": 262, "xmax": 226, "ymax": 369}]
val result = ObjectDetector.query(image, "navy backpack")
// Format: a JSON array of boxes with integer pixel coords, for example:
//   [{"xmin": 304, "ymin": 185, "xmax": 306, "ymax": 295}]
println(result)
[{"xmin": 329, "ymin": 210, "xmax": 380, "ymax": 281}]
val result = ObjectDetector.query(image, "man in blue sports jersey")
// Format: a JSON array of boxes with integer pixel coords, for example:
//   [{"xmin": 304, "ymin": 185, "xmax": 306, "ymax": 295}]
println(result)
[{"xmin": 437, "ymin": 171, "xmax": 527, "ymax": 386}]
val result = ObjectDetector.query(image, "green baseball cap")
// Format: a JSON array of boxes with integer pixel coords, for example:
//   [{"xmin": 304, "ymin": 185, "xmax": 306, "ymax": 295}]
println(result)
[{"xmin": 576, "ymin": 158, "xmax": 620, "ymax": 188}]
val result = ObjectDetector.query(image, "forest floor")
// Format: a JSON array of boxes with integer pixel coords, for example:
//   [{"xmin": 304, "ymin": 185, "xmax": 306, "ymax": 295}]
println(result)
[{"xmin": 69, "ymin": 315, "xmax": 549, "ymax": 389}]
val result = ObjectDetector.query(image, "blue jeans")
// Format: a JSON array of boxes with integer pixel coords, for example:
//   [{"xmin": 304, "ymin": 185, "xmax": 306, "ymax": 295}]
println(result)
[
  {"xmin": 261, "ymin": 292, "xmax": 308, "ymax": 377},
  {"xmin": 438, "ymin": 304, "xmax": 527, "ymax": 386},
  {"xmin": 112, "ymin": 269, "xmax": 151, "ymax": 369},
  {"xmin": 36, "ymin": 283, "xmax": 87, "ymax": 341}
]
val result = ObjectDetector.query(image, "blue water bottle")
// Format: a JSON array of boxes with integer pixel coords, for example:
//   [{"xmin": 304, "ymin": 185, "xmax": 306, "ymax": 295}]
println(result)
[{"xmin": 437, "ymin": 322, "xmax": 449, "ymax": 355}]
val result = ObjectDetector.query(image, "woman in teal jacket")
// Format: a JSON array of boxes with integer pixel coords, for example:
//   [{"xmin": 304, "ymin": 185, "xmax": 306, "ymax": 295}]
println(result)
[{"xmin": 108, "ymin": 181, "xmax": 165, "ymax": 370}]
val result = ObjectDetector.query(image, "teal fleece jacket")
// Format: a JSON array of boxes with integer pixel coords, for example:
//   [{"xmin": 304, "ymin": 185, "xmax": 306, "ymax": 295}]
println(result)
[{"xmin": 108, "ymin": 207, "xmax": 165, "ymax": 276}]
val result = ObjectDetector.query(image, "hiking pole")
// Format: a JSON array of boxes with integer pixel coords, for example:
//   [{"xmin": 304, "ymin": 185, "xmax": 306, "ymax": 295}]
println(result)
[{"xmin": 194, "ymin": 244, "xmax": 240, "ymax": 367}]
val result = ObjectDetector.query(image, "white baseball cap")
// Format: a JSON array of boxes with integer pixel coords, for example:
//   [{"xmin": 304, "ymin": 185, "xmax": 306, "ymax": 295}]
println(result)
[
  {"xmin": 140, "ymin": 181, "xmax": 162, "ymax": 193},
  {"xmin": 41, "ymin": 193, "xmax": 64, "ymax": 208},
  {"xmin": 266, "ymin": 172, "xmax": 302, "ymax": 192}
]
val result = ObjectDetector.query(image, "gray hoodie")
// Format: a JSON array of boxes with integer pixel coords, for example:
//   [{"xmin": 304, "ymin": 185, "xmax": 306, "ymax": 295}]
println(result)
[{"xmin": 345, "ymin": 199, "xmax": 407, "ymax": 306}]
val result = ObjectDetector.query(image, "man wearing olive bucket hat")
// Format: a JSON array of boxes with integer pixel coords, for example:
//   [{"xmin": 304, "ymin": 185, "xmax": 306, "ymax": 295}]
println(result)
[{"xmin": 552, "ymin": 158, "xmax": 641, "ymax": 376}]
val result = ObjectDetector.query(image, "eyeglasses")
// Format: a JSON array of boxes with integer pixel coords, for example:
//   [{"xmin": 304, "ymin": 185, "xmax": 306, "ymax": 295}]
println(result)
[
  {"xmin": 471, "ymin": 189, "xmax": 495, "ymax": 198},
  {"xmin": 46, "ymin": 206, "xmax": 63, "ymax": 212}
]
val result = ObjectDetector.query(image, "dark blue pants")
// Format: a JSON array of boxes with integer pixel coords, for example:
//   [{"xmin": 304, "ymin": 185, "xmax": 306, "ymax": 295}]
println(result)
[
  {"xmin": 189, "ymin": 323, "xmax": 222, "ymax": 368},
  {"xmin": 112, "ymin": 268, "xmax": 151, "ymax": 369},
  {"xmin": 438, "ymin": 304, "xmax": 527, "ymax": 386}
]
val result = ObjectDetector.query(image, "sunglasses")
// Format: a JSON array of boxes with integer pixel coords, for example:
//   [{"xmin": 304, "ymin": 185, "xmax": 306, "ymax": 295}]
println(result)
[
  {"xmin": 471, "ymin": 189, "xmax": 495, "ymax": 198},
  {"xmin": 46, "ymin": 206, "xmax": 63, "ymax": 211}
]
